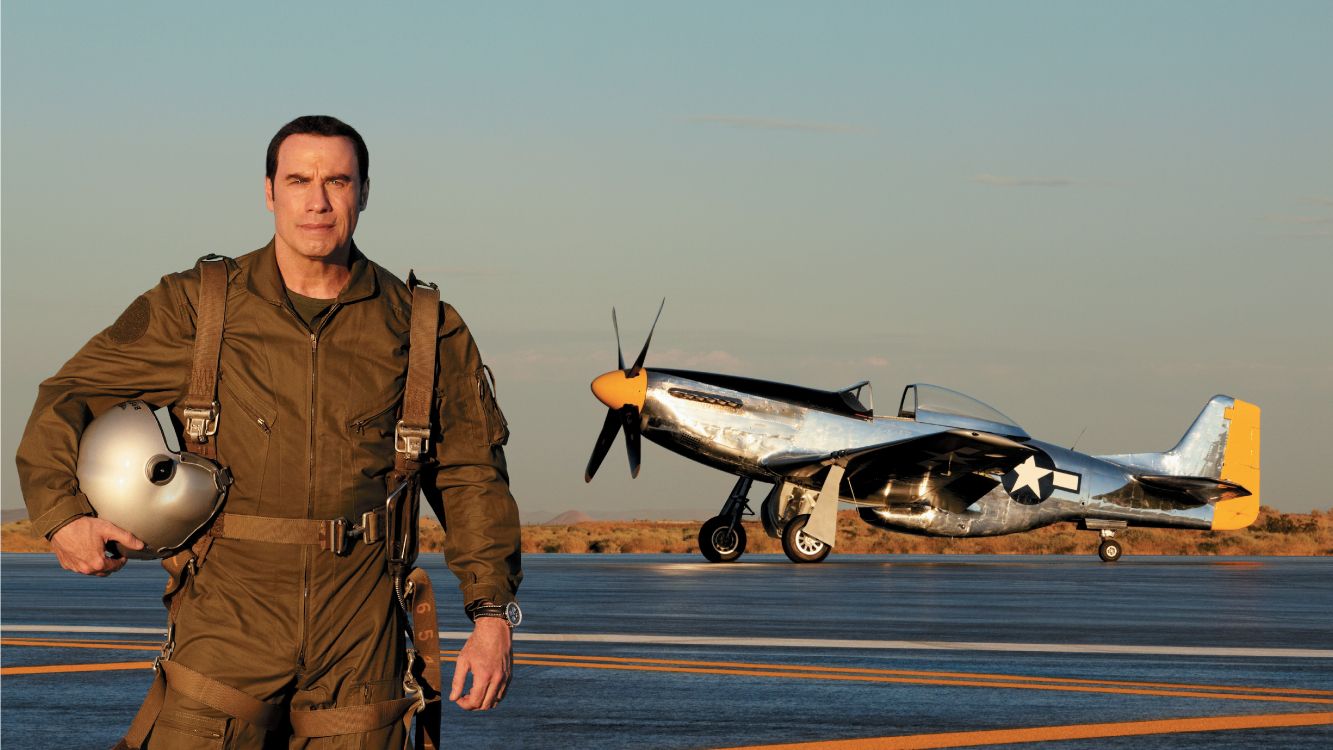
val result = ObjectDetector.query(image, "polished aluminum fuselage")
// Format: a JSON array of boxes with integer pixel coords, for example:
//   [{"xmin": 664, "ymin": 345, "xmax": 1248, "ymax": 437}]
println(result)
[{"xmin": 640, "ymin": 371, "xmax": 1212, "ymax": 537}]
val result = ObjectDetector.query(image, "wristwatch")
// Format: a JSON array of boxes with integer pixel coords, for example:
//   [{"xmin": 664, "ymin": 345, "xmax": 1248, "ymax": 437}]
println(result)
[{"xmin": 467, "ymin": 600, "xmax": 522, "ymax": 628}]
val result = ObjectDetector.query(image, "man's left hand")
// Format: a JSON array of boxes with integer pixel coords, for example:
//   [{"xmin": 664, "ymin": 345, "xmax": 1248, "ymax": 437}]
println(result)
[{"xmin": 450, "ymin": 617, "xmax": 512, "ymax": 710}]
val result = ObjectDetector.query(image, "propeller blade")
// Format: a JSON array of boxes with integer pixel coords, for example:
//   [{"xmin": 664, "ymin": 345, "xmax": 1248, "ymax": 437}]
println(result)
[
  {"xmin": 612, "ymin": 308, "xmax": 625, "ymax": 372},
  {"xmin": 584, "ymin": 408, "xmax": 622, "ymax": 482},
  {"xmin": 630, "ymin": 298, "xmax": 665, "ymax": 374},
  {"xmin": 621, "ymin": 405, "xmax": 642, "ymax": 478}
]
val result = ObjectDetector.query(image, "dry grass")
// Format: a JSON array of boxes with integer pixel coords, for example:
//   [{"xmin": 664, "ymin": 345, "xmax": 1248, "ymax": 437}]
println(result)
[
  {"xmin": 503, "ymin": 505, "xmax": 1333, "ymax": 557},
  {"xmin": 4, "ymin": 506, "xmax": 1329, "ymax": 557}
]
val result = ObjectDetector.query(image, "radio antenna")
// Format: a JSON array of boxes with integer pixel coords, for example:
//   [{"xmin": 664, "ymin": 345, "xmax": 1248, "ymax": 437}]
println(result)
[{"xmin": 1070, "ymin": 426, "xmax": 1088, "ymax": 452}]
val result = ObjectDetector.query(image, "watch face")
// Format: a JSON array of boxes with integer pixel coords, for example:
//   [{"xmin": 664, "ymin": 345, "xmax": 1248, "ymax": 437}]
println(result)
[{"xmin": 504, "ymin": 601, "xmax": 522, "ymax": 628}]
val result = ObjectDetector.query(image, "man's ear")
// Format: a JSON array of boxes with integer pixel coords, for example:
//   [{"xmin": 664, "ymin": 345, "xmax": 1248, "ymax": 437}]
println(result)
[
  {"xmin": 264, "ymin": 177, "xmax": 275, "ymax": 212},
  {"xmin": 359, "ymin": 178, "xmax": 370, "ymax": 211}
]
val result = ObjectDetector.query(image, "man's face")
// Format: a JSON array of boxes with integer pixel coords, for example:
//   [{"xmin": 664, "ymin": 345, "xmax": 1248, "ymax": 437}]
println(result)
[{"xmin": 265, "ymin": 134, "xmax": 368, "ymax": 262}]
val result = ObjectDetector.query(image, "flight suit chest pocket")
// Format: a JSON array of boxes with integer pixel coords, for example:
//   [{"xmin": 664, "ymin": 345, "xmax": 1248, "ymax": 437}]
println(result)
[
  {"xmin": 216, "ymin": 371, "xmax": 277, "ymax": 502},
  {"xmin": 474, "ymin": 365, "xmax": 509, "ymax": 447},
  {"xmin": 348, "ymin": 394, "xmax": 401, "ymax": 488}
]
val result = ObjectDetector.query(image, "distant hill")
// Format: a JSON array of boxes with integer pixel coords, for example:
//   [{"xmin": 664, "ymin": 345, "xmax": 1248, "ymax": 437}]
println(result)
[{"xmin": 543, "ymin": 510, "xmax": 594, "ymax": 526}]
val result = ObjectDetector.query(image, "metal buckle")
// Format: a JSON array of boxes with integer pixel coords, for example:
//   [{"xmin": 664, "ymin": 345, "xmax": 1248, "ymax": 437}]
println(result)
[
  {"xmin": 394, "ymin": 421, "xmax": 430, "ymax": 459},
  {"xmin": 183, "ymin": 402, "xmax": 221, "ymax": 444},
  {"xmin": 360, "ymin": 510, "xmax": 381, "ymax": 545},
  {"xmin": 321, "ymin": 518, "xmax": 350, "ymax": 555}
]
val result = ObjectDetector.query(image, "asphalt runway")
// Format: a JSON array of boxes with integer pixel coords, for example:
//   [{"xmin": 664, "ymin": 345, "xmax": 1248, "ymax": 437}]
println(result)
[{"xmin": 3, "ymin": 552, "xmax": 1331, "ymax": 749}]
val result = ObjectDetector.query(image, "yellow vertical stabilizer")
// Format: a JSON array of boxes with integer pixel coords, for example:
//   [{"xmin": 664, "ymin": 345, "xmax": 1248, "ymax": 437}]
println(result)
[{"xmin": 1212, "ymin": 400, "xmax": 1261, "ymax": 530}]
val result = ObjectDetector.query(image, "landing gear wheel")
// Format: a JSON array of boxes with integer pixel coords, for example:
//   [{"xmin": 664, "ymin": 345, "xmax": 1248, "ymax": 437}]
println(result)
[
  {"xmin": 699, "ymin": 516, "xmax": 747, "ymax": 563},
  {"xmin": 781, "ymin": 514, "xmax": 830, "ymax": 564},
  {"xmin": 1098, "ymin": 538, "xmax": 1123, "ymax": 563}
]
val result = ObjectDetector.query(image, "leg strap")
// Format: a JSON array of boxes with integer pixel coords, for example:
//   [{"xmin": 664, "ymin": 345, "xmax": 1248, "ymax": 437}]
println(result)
[
  {"xmin": 289, "ymin": 696, "xmax": 419, "ymax": 737},
  {"xmin": 110, "ymin": 660, "xmax": 281, "ymax": 749},
  {"xmin": 113, "ymin": 666, "xmax": 166, "ymax": 749},
  {"xmin": 160, "ymin": 660, "xmax": 284, "ymax": 730}
]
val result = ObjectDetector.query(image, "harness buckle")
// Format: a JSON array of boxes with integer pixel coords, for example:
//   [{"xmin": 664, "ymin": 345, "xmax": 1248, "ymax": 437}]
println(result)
[
  {"xmin": 321, "ymin": 518, "xmax": 351, "ymax": 555},
  {"xmin": 360, "ymin": 509, "xmax": 381, "ymax": 545},
  {"xmin": 183, "ymin": 402, "xmax": 221, "ymax": 444},
  {"xmin": 394, "ymin": 421, "xmax": 430, "ymax": 459}
]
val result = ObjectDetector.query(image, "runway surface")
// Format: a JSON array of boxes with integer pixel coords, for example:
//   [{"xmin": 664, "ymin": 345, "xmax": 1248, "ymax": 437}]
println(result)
[{"xmin": 3, "ymin": 552, "xmax": 1331, "ymax": 748}]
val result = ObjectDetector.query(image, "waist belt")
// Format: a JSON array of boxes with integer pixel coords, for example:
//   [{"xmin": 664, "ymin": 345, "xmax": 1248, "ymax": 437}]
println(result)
[{"xmin": 212, "ymin": 508, "xmax": 384, "ymax": 555}]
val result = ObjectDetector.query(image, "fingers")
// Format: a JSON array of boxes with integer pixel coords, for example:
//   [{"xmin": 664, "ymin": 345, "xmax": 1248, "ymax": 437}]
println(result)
[
  {"xmin": 106, "ymin": 523, "xmax": 146, "ymax": 551},
  {"xmin": 451, "ymin": 622, "xmax": 513, "ymax": 711},
  {"xmin": 449, "ymin": 653, "xmax": 470, "ymax": 703},
  {"xmin": 50, "ymin": 516, "xmax": 141, "ymax": 576},
  {"xmin": 453, "ymin": 661, "xmax": 510, "ymax": 711}
]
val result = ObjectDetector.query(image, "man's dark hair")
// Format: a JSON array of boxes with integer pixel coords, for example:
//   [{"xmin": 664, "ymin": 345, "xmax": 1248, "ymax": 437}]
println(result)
[{"xmin": 265, "ymin": 115, "xmax": 369, "ymax": 184}]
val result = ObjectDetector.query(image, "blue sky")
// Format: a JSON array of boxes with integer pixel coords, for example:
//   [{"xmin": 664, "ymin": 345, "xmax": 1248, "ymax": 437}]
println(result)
[{"xmin": 4, "ymin": 1, "xmax": 1331, "ymax": 519}]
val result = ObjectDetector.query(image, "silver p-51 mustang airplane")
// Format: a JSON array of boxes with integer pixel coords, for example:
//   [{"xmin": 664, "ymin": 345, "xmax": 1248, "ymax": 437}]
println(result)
[{"xmin": 584, "ymin": 305, "xmax": 1262, "ymax": 564}]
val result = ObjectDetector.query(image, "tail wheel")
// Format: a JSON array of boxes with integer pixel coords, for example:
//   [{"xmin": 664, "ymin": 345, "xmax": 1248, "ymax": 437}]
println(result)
[
  {"xmin": 1098, "ymin": 538, "xmax": 1123, "ymax": 563},
  {"xmin": 699, "ymin": 515, "xmax": 747, "ymax": 563},
  {"xmin": 781, "ymin": 514, "xmax": 830, "ymax": 564}
]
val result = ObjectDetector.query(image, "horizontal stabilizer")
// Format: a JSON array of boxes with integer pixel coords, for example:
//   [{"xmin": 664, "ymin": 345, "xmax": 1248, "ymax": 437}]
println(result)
[{"xmin": 1135, "ymin": 474, "xmax": 1251, "ymax": 505}]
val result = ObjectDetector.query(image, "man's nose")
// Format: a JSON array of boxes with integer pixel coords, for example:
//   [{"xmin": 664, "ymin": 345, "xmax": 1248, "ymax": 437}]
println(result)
[{"xmin": 308, "ymin": 184, "xmax": 332, "ymax": 212}]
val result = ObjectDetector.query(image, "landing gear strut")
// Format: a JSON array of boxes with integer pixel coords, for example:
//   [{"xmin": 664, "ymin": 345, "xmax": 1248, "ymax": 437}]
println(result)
[
  {"xmin": 1098, "ymin": 529, "xmax": 1123, "ymax": 563},
  {"xmin": 698, "ymin": 477, "xmax": 753, "ymax": 563}
]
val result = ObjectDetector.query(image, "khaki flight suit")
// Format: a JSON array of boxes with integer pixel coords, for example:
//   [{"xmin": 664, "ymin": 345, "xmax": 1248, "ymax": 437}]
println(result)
[{"xmin": 16, "ymin": 242, "xmax": 523, "ymax": 747}]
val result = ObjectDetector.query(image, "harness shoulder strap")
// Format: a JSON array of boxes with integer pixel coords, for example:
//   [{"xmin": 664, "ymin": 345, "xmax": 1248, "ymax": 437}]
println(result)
[
  {"xmin": 182, "ymin": 255, "xmax": 229, "ymax": 459},
  {"xmin": 395, "ymin": 270, "xmax": 440, "ymax": 472}
]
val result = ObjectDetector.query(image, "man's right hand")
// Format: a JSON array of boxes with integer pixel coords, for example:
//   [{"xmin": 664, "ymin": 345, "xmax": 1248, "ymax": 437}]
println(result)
[{"xmin": 50, "ymin": 516, "xmax": 144, "ymax": 576}]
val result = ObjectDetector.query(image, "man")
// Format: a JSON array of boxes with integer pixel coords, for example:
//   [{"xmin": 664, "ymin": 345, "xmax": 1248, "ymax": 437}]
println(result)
[{"xmin": 15, "ymin": 115, "xmax": 523, "ymax": 747}]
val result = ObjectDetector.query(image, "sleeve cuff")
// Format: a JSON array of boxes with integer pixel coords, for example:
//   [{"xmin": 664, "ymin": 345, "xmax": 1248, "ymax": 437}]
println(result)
[
  {"xmin": 34, "ymin": 494, "xmax": 96, "ymax": 540},
  {"xmin": 460, "ymin": 581, "xmax": 516, "ymax": 610}
]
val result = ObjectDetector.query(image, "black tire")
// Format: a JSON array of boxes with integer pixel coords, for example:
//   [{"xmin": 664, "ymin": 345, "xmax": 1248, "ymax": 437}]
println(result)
[
  {"xmin": 781, "ymin": 514, "xmax": 830, "ymax": 564},
  {"xmin": 1098, "ymin": 538, "xmax": 1123, "ymax": 563},
  {"xmin": 698, "ymin": 516, "xmax": 747, "ymax": 563}
]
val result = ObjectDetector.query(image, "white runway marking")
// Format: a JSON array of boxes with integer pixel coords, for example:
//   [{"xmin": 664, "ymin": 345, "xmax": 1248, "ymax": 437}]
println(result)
[
  {"xmin": 7, "ymin": 625, "xmax": 1330, "ymax": 659},
  {"xmin": 2, "ymin": 625, "xmax": 166, "ymax": 635}
]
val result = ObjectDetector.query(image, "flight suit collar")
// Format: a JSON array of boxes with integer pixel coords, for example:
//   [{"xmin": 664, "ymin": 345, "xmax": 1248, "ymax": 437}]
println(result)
[{"xmin": 245, "ymin": 239, "xmax": 379, "ymax": 305}]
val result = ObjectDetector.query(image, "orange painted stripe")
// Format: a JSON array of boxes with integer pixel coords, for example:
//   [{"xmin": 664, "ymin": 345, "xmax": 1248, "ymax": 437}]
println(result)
[
  {"xmin": 0, "ymin": 661, "xmax": 153, "ymax": 676},
  {"xmin": 500, "ymin": 650, "xmax": 1333, "ymax": 697},
  {"xmin": 713, "ymin": 711, "xmax": 1333, "ymax": 750},
  {"xmin": 6, "ymin": 639, "xmax": 1328, "ymax": 707},
  {"xmin": 508, "ymin": 658, "xmax": 1333, "ymax": 705},
  {"xmin": 1, "ymin": 638, "xmax": 161, "ymax": 652},
  {"xmin": 10, "ymin": 638, "xmax": 1328, "ymax": 699}
]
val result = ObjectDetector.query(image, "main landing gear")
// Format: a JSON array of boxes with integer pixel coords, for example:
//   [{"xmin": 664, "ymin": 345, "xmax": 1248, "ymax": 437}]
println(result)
[
  {"xmin": 698, "ymin": 477, "xmax": 754, "ymax": 563},
  {"xmin": 1098, "ymin": 530, "xmax": 1123, "ymax": 563},
  {"xmin": 780, "ymin": 513, "xmax": 830, "ymax": 564}
]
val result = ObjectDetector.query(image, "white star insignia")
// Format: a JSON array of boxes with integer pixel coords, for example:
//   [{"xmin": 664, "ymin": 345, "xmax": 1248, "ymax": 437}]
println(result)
[{"xmin": 1010, "ymin": 456, "xmax": 1052, "ymax": 496}]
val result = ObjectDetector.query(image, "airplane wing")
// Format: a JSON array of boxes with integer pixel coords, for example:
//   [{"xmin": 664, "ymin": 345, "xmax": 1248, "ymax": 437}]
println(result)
[{"xmin": 763, "ymin": 429, "xmax": 1035, "ymax": 510}]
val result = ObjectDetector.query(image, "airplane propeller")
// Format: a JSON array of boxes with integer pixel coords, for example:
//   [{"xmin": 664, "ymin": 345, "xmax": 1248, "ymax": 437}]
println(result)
[{"xmin": 585, "ymin": 299, "xmax": 664, "ymax": 482}]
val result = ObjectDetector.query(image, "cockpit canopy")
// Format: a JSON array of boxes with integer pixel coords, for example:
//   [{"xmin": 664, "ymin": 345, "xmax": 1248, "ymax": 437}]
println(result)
[{"xmin": 898, "ymin": 384, "xmax": 1029, "ymax": 439}]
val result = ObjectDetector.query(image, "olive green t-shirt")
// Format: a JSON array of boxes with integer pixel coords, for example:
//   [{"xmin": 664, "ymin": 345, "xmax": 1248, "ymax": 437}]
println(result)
[{"xmin": 287, "ymin": 290, "xmax": 335, "ymax": 329}]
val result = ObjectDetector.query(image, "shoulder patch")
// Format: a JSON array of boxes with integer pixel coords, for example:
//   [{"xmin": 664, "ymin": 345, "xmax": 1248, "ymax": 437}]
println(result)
[{"xmin": 107, "ymin": 295, "xmax": 151, "ymax": 344}]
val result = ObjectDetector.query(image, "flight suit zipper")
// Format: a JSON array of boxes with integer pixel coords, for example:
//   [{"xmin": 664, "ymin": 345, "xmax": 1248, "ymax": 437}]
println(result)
[{"xmin": 298, "ymin": 303, "xmax": 339, "ymax": 666}]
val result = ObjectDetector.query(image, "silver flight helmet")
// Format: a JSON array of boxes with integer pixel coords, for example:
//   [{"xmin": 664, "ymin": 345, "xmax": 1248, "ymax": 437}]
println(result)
[{"xmin": 76, "ymin": 400, "xmax": 231, "ymax": 558}]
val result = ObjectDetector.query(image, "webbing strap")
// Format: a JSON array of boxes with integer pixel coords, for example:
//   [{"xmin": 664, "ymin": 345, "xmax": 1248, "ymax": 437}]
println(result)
[
  {"xmin": 289, "ymin": 696, "xmax": 419, "ymax": 737},
  {"xmin": 407, "ymin": 566, "xmax": 443, "ymax": 750},
  {"xmin": 115, "ymin": 666, "xmax": 166, "ymax": 749},
  {"xmin": 182, "ymin": 256, "xmax": 228, "ymax": 460},
  {"xmin": 160, "ymin": 660, "xmax": 284, "ymax": 730},
  {"xmin": 395, "ymin": 273, "xmax": 439, "ymax": 470},
  {"xmin": 213, "ymin": 513, "xmax": 321, "ymax": 544}
]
